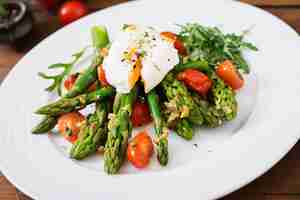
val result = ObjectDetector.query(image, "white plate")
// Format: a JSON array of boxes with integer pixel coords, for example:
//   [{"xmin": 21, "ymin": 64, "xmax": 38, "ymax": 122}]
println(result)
[{"xmin": 1, "ymin": 0, "xmax": 300, "ymax": 199}]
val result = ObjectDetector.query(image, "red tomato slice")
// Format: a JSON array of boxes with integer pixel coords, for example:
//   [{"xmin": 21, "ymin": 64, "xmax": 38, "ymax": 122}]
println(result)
[
  {"xmin": 57, "ymin": 112, "xmax": 85, "ymax": 143},
  {"xmin": 177, "ymin": 69, "xmax": 212, "ymax": 96},
  {"xmin": 97, "ymin": 64, "xmax": 110, "ymax": 86},
  {"xmin": 64, "ymin": 73, "xmax": 79, "ymax": 91},
  {"xmin": 160, "ymin": 31, "xmax": 187, "ymax": 55},
  {"xmin": 131, "ymin": 100, "xmax": 152, "ymax": 127},
  {"xmin": 127, "ymin": 131, "xmax": 154, "ymax": 169},
  {"xmin": 216, "ymin": 60, "xmax": 244, "ymax": 90}
]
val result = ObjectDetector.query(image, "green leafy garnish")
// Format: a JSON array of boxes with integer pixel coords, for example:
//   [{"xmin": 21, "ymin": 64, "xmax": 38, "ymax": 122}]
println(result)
[
  {"xmin": 178, "ymin": 23, "xmax": 258, "ymax": 74},
  {"xmin": 38, "ymin": 47, "xmax": 87, "ymax": 96}
]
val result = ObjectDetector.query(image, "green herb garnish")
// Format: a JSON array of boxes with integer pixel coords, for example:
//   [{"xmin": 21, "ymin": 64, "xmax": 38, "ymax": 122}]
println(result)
[
  {"xmin": 38, "ymin": 47, "xmax": 87, "ymax": 96},
  {"xmin": 178, "ymin": 23, "xmax": 258, "ymax": 73}
]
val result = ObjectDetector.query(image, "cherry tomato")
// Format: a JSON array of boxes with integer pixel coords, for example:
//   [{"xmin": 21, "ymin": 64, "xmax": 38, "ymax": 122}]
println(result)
[
  {"xmin": 64, "ymin": 73, "xmax": 79, "ymax": 91},
  {"xmin": 177, "ymin": 69, "xmax": 212, "ymax": 96},
  {"xmin": 58, "ymin": 1, "xmax": 88, "ymax": 26},
  {"xmin": 160, "ymin": 31, "xmax": 187, "ymax": 55},
  {"xmin": 127, "ymin": 131, "xmax": 154, "ymax": 169},
  {"xmin": 174, "ymin": 39, "xmax": 187, "ymax": 55},
  {"xmin": 131, "ymin": 100, "xmax": 152, "ymax": 127},
  {"xmin": 97, "ymin": 64, "xmax": 110, "ymax": 86},
  {"xmin": 216, "ymin": 60, "xmax": 244, "ymax": 90},
  {"xmin": 160, "ymin": 31, "xmax": 177, "ymax": 41},
  {"xmin": 64, "ymin": 73, "xmax": 98, "ymax": 92},
  {"xmin": 57, "ymin": 112, "xmax": 85, "ymax": 143}
]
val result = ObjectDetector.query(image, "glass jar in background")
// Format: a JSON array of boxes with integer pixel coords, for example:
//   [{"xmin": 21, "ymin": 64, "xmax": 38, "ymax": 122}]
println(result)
[{"xmin": 0, "ymin": 0, "xmax": 33, "ymax": 44}]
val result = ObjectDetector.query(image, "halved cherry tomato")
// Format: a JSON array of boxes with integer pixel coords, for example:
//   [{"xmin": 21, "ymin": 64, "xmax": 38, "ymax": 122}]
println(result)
[
  {"xmin": 174, "ymin": 39, "xmax": 187, "ymax": 55},
  {"xmin": 97, "ymin": 64, "xmax": 110, "ymax": 86},
  {"xmin": 57, "ymin": 112, "xmax": 85, "ymax": 143},
  {"xmin": 160, "ymin": 31, "xmax": 187, "ymax": 55},
  {"xmin": 64, "ymin": 73, "xmax": 79, "ymax": 91},
  {"xmin": 160, "ymin": 31, "xmax": 177, "ymax": 42},
  {"xmin": 127, "ymin": 131, "xmax": 154, "ymax": 169},
  {"xmin": 131, "ymin": 100, "xmax": 152, "ymax": 127},
  {"xmin": 58, "ymin": 1, "xmax": 88, "ymax": 26},
  {"xmin": 177, "ymin": 69, "xmax": 212, "ymax": 96},
  {"xmin": 216, "ymin": 60, "xmax": 244, "ymax": 90}
]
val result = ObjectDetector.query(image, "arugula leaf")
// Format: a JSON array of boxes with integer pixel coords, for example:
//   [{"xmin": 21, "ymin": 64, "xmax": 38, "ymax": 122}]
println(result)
[
  {"xmin": 178, "ymin": 23, "xmax": 258, "ymax": 74},
  {"xmin": 38, "ymin": 47, "xmax": 87, "ymax": 96}
]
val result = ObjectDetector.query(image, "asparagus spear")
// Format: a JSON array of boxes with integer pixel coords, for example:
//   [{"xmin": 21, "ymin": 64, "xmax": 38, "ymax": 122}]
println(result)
[
  {"xmin": 91, "ymin": 26, "xmax": 110, "ymax": 49},
  {"xmin": 31, "ymin": 116, "xmax": 57, "ymax": 134},
  {"xmin": 210, "ymin": 73, "xmax": 237, "ymax": 121},
  {"xmin": 35, "ymin": 87, "xmax": 115, "ymax": 116},
  {"xmin": 190, "ymin": 73, "xmax": 238, "ymax": 127},
  {"xmin": 174, "ymin": 60, "xmax": 210, "ymax": 73},
  {"xmin": 70, "ymin": 100, "xmax": 109, "ymax": 160},
  {"xmin": 64, "ymin": 58, "xmax": 101, "ymax": 98},
  {"xmin": 191, "ymin": 93, "xmax": 223, "ymax": 127},
  {"xmin": 147, "ymin": 89, "xmax": 168, "ymax": 166},
  {"xmin": 104, "ymin": 88, "xmax": 137, "ymax": 174},
  {"xmin": 64, "ymin": 26, "xmax": 110, "ymax": 98},
  {"xmin": 161, "ymin": 73, "xmax": 203, "ymax": 125},
  {"xmin": 174, "ymin": 119, "xmax": 193, "ymax": 140}
]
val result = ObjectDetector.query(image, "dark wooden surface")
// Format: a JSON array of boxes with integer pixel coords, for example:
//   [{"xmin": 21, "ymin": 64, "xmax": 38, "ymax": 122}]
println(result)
[{"xmin": 0, "ymin": 1, "xmax": 300, "ymax": 199}]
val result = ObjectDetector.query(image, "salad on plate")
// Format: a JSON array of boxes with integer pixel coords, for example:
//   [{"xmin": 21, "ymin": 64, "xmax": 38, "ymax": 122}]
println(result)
[{"xmin": 32, "ymin": 23, "xmax": 257, "ymax": 174}]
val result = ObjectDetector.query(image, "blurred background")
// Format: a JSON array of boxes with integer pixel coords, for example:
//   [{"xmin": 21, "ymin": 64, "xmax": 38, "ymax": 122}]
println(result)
[{"xmin": 0, "ymin": 0, "xmax": 129, "ymax": 51}]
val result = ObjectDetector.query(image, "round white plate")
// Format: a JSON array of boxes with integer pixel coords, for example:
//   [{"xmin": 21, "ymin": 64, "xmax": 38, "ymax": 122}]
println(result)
[{"xmin": 1, "ymin": 0, "xmax": 300, "ymax": 199}]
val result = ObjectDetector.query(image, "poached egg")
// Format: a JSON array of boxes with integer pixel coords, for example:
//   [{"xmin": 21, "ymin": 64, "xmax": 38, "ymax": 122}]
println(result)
[{"xmin": 103, "ymin": 25, "xmax": 179, "ymax": 93}]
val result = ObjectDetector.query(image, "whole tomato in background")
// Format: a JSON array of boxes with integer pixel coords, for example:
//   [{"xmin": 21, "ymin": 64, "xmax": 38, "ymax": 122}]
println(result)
[{"xmin": 58, "ymin": 0, "xmax": 89, "ymax": 25}]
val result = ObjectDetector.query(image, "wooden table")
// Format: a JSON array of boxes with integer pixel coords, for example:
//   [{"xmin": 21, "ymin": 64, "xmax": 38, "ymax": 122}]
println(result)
[{"xmin": 1, "ymin": 1, "xmax": 300, "ymax": 199}]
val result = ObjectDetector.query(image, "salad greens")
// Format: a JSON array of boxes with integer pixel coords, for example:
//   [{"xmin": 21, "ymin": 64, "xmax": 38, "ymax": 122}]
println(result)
[
  {"xmin": 178, "ymin": 23, "xmax": 257, "ymax": 73},
  {"xmin": 32, "ymin": 23, "xmax": 257, "ymax": 174}
]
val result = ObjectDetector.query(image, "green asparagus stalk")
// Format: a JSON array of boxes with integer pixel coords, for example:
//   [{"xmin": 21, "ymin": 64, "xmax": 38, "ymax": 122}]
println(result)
[
  {"xmin": 70, "ymin": 100, "xmax": 109, "ymax": 160},
  {"xmin": 112, "ymin": 93, "xmax": 122, "ymax": 114},
  {"xmin": 161, "ymin": 73, "xmax": 203, "ymax": 125},
  {"xmin": 210, "ymin": 73, "xmax": 237, "ymax": 121},
  {"xmin": 64, "ymin": 26, "xmax": 110, "ymax": 98},
  {"xmin": 174, "ymin": 119, "xmax": 193, "ymax": 140},
  {"xmin": 91, "ymin": 26, "xmax": 110, "ymax": 49},
  {"xmin": 191, "ymin": 93, "xmax": 223, "ymax": 127},
  {"xmin": 147, "ymin": 89, "xmax": 168, "ymax": 166},
  {"xmin": 174, "ymin": 60, "xmax": 210, "ymax": 73},
  {"xmin": 64, "ymin": 58, "xmax": 100, "ymax": 98},
  {"xmin": 35, "ymin": 87, "xmax": 115, "ymax": 116},
  {"xmin": 104, "ymin": 88, "xmax": 137, "ymax": 174},
  {"xmin": 31, "ymin": 116, "xmax": 57, "ymax": 134}
]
